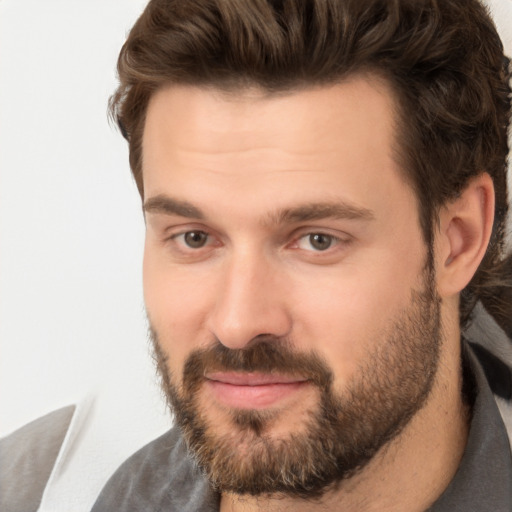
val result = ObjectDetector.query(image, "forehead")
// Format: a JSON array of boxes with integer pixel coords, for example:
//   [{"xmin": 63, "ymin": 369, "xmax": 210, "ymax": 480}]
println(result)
[
  {"xmin": 142, "ymin": 76, "xmax": 399, "ymax": 162},
  {"xmin": 141, "ymin": 77, "xmax": 415, "ymax": 225}
]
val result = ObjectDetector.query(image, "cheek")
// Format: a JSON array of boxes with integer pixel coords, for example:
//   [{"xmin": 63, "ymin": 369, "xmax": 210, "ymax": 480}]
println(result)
[
  {"xmin": 143, "ymin": 242, "xmax": 216, "ymax": 375},
  {"xmin": 292, "ymin": 247, "xmax": 425, "ymax": 384}
]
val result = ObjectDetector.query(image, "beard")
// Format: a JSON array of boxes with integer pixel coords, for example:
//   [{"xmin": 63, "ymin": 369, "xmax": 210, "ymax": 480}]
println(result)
[{"xmin": 150, "ymin": 269, "xmax": 441, "ymax": 499}]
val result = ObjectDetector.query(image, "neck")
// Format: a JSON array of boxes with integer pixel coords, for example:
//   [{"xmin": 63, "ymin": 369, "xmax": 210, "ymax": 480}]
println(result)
[{"xmin": 221, "ymin": 322, "xmax": 469, "ymax": 512}]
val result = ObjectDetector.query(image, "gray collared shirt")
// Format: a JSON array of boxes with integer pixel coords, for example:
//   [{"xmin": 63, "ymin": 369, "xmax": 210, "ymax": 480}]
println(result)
[
  {"xmin": 92, "ymin": 342, "xmax": 512, "ymax": 512},
  {"xmin": 428, "ymin": 344, "xmax": 512, "ymax": 511}
]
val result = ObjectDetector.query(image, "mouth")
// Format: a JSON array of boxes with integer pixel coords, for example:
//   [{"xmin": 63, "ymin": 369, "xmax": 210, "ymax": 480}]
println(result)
[{"xmin": 204, "ymin": 372, "xmax": 310, "ymax": 409}]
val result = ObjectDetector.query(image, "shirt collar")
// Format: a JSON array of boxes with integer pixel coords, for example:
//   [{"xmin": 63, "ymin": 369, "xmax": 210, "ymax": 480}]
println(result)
[{"xmin": 428, "ymin": 341, "xmax": 512, "ymax": 511}]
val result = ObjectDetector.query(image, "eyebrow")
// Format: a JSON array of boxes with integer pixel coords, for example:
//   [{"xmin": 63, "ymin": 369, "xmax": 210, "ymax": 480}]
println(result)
[
  {"xmin": 144, "ymin": 195, "xmax": 205, "ymax": 219},
  {"xmin": 268, "ymin": 202, "xmax": 375, "ymax": 225},
  {"xmin": 143, "ymin": 194, "xmax": 374, "ymax": 224}
]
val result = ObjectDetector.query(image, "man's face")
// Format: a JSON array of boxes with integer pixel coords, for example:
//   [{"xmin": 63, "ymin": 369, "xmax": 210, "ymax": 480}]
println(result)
[{"xmin": 142, "ymin": 78, "xmax": 441, "ymax": 496}]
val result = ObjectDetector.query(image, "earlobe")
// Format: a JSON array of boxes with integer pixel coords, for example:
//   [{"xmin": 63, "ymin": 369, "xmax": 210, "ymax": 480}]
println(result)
[{"xmin": 436, "ymin": 173, "xmax": 495, "ymax": 297}]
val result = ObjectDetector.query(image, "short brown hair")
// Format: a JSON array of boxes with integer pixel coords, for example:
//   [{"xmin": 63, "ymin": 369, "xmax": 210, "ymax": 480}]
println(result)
[{"xmin": 111, "ymin": 0, "xmax": 511, "ymax": 332}]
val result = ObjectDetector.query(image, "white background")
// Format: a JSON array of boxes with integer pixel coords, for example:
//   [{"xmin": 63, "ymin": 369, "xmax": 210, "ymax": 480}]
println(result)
[
  {"xmin": 0, "ymin": 0, "xmax": 171, "ymax": 434},
  {"xmin": 0, "ymin": 0, "xmax": 511, "ymax": 509},
  {"xmin": 1, "ymin": 0, "xmax": 173, "ymax": 507}
]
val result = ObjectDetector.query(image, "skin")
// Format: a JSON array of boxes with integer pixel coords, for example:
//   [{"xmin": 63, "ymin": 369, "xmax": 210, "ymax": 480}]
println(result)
[{"xmin": 141, "ymin": 76, "xmax": 494, "ymax": 511}]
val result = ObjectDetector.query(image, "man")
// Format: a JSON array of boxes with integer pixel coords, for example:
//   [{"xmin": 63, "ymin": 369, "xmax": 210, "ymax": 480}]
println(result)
[{"xmin": 92, "ymin": 0, "xmax": 512, "ymax": 510}]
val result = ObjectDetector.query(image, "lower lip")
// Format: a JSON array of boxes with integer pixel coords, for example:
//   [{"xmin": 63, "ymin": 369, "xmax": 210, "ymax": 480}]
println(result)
[{"xmin": 205, "ymin": 380, "xmax": 309, "ymax": 409}]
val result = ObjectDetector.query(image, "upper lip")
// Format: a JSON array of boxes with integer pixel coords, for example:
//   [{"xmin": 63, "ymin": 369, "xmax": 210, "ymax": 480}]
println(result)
[{"xmin": 205, "ymin": 372, "xmax": 308, "ymax": 386}]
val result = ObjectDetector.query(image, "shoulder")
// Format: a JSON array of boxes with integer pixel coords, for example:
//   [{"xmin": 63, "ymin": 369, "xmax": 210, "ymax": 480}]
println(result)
[
  {"xmin": 465, "ymin": 302, "xmax": 512, "ymax": 400},
  {"xmin": 465, "ymin": 302, "xmax": 512, "ymax": 443},
  {"xmin": 0, "ymin": 405, "xmax": 76, "ymax": 512},
  {"xmin": 91, "ymin": 426, "xmax": 218, "ymax": 512}
]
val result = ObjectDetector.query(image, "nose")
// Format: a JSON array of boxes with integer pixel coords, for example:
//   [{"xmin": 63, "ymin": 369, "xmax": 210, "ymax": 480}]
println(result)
[{"xmin": 207, "ymin": 251, "xmax": 292, "ymax": 349}]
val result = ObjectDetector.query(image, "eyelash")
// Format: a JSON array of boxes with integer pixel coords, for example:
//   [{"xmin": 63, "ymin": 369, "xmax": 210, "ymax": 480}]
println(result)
[
  {"xmin": 293, "ymin": 232, "xmax": 346, "ymax": 252},
  {"xmin": 170, "ymin": 230, "xmax": 215, "ymax": 250},
  {"xmin": 164, "ymin": 228, "xmax": 352, "ymax": 259}
]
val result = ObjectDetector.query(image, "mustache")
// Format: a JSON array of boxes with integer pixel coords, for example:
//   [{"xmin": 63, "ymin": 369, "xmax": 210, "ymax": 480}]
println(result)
[{"xmin": 182, "ymin": 336, "xmax": 333, "ymax": 394}]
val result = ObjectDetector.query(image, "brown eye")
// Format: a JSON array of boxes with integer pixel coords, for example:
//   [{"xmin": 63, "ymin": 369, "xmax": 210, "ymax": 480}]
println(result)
[
  {"xmin": 308, "ymin": 233, "xmax": 333, "ymax": 251},
  {"xmin": 184, "ymin": 231, "xmax": 208, "ymax": 248}
]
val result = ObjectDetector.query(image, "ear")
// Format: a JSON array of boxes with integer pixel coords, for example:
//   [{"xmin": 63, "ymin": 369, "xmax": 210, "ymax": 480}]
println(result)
[{"xmin": 436, "ymin": 173, "xmax": 495, "ymax": 298}]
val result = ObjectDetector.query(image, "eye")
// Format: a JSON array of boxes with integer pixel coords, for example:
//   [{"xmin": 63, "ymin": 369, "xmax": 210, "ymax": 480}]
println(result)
[
  {"xmin": 297, "ymin": 233, "xmax": 337, "ymax": 251},
  {"xmin": 175, "ymin": 230, "xmax": 210, "ymax": 249}
]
